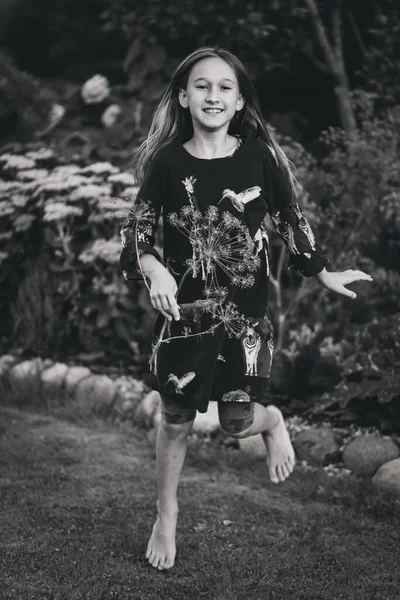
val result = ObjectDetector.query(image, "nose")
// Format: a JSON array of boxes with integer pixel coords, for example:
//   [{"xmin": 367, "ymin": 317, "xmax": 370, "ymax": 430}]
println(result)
[{"xmin": 206, "ymin": 86, "xmax": 220, "ymax": 103}]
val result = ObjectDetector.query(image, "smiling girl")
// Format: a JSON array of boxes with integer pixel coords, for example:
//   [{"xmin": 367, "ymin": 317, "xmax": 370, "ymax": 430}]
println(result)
[{"xmin": 120, "ymin": 47, "xmax": 373, "ymax": 571}]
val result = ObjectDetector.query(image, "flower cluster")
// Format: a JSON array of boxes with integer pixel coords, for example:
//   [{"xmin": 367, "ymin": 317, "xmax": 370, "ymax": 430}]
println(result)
[
  {"xmin": 43, "ymin": 203, "xmax": 83, "ymax": 222},
  {"xmin": 101, "ymin": 104, "xmax": 122, "ymax": 128},
  {"xmin": 79, "ymin": 238, "xmax": 121, "ymax": 264},
  {"xmin": 81, "ymin": 74, "xmax": 111, "ymax": 104}
]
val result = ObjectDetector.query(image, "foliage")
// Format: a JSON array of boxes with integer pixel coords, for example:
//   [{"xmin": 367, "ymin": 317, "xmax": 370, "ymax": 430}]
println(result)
[
  {"xmin": 306, "ymin": 314, "xmax": 400, "ymax": 434},
  {"xmin": 0, "ymin": 51, "xmax": 55, "ymax": 140},
  {"xmin": 0, "ymin": 146, "xmax": 154, "ymax": 373},
  {"xmin": 267, "ymin": 98, "xmax": 400, "ymax": 349}
]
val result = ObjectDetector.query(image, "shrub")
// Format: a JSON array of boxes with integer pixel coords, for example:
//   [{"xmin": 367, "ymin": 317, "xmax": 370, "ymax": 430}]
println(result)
[
  {"xmin": 0, "ymin": 147, "xmax": 155, "ymax": 374},
  {"xmin": 0, "ymin": 52, "xmax": 55, "ymax": 141}
]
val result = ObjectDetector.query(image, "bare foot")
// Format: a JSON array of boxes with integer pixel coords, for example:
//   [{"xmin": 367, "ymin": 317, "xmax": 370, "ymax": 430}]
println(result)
[
  {"xmin": 145, "ymin": 506, "xmax": 178, "ymax": 570},
  {"xmin": 261, "ymin": 405, "xmax": 296, "ymax": 484}
]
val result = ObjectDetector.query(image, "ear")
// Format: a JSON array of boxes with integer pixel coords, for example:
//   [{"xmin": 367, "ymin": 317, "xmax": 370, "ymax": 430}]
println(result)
[
  {"xmin": 179, "ymin": 88, "xmax": 189, "ymax": 109},
  {"xmin": 236, "ymin": 94, "xmax": 244, "ymax": 112}
]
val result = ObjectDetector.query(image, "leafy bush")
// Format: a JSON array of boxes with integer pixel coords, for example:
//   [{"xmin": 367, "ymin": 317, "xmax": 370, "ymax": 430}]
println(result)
[
  {"xmin": 0, "ymin": 147, "xmax": 156, "ymax": 374},
  {"xmin": 306, "ymin": 314, "xmax": 400, "ymax": 434},
  {"xmin": 0, "ymin": 52, "xmax": 55, "ymax": 140}
]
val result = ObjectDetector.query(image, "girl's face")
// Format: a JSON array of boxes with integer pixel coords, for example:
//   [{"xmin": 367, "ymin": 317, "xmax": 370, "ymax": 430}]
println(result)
[{"xmin": 179, "ymin": 57, "xmax": 244, "ymax": 133}]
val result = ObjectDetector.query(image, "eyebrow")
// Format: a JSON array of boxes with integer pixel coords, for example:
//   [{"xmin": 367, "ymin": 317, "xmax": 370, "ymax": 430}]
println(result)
[{"xmin": 193, "ymin": 77, "xmax": 236, "ymax": 84}]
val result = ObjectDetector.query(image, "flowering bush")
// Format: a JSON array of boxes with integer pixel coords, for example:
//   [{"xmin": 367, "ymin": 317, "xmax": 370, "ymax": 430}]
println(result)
[
  {"xmin": 81, "ymin": 74, "xmax": 111, "ymax": 105},
  {"xmin": 0, "ymin": 146, "xmax": 154, "ymax": 373}
]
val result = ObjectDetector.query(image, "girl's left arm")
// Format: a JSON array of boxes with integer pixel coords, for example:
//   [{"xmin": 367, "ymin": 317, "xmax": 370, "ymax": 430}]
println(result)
[{"xmin": 263, "ymin": 147, "xmax": 372, "ymax": 296}]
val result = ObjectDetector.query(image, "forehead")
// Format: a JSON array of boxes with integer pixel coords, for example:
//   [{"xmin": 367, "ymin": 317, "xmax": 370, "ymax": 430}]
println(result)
[{"xmin": 188, "ymin": 57, "xmax": 238, "ymax": 83}]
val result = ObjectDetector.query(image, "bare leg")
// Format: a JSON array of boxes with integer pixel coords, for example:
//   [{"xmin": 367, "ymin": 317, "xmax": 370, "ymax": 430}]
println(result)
[
  {"xmin": 146, "ymin": 417, "xmax": 194, "ymax": 570},
  {"xmin": 220, "ymin": 403, "xmax": 296, "ymax": 484}
]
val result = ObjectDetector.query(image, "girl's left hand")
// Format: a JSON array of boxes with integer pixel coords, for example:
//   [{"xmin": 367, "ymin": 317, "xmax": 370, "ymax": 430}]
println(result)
[{"xmin": 314, "ymin": 268, "xmax": 373, "ymax": 299}]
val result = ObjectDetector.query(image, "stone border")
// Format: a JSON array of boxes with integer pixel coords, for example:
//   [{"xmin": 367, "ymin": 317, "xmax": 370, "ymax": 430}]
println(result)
[{"xmin": 1, "ymin": 354, "xmax": 399, "ymax": 494}]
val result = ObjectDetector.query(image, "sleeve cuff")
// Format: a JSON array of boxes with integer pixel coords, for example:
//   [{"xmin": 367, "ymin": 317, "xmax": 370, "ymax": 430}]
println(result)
[
  {"xmin": 287, "ymin": 247, "xmax": 330, "ymax": 278},
  {"xmin": 120, "ymin": 242, "xmax": 163, "ymax": 281}
]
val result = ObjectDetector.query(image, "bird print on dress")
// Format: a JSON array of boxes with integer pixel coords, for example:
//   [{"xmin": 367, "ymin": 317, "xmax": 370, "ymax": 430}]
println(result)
[
  {"xmin": 166, "ymin": 372, "xmax": 196, "ymax": 394},
  {"xmin": 218, "ymin": 186, "xmax": 262, "ymax": 213}
]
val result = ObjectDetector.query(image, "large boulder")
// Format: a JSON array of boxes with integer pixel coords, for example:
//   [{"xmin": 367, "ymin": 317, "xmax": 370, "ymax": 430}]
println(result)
[
  {"xmin": 342, "ymin": 434, "xmax": 400, "ymax": 477},
  {"xmin": 73, "ymin": 374, "xmax": 117, "ymax": 416},
  {"xmin": 63, "ymin": 366, "xmax": 92, "ymax": 396},
  {"xmin": 372, "ymin": 458, "xmax": 400, "ymax": 493},
  {"xmin": 292, "ymin": 427, "xmax": 340, "ymax": 466},
  {"xmin": 41, "ymin": 362, "xmax": 69, "ymax": 400},
  {"xmin": 7, "ymin": 359, "xmax": 45, "ymax": 402},
  {"xmin": 0, "ymin": 355, "xmax": 19, "ymax": 378}
]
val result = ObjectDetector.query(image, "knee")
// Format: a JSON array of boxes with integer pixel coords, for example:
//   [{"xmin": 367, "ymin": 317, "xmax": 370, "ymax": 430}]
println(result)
[
  {"xmin": 219, "ymin": 415, "xmax": 253, "ymax": 438},
  {"xmin": 160, "ymin": 415, "xmax": 195, "ymax": 439},
  {"xmin": 220, "ymin": 423, "xmax": 251, "ymax": 439},
  {"xmin": 218, "ymin": 402, "xmax": 255, "ymax": 438}
]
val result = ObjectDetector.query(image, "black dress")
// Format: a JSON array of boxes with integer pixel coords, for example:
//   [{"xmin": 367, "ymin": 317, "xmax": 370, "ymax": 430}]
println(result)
[{"xmin": 120, "ymin": 136, "xmax": 329, "ymax": 413}]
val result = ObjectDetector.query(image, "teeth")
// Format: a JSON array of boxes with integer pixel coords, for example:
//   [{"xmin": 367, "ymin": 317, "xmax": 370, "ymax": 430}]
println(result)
[{"xmin": 204, "ymin": 109, "xmax": 223, "ymax": 113}]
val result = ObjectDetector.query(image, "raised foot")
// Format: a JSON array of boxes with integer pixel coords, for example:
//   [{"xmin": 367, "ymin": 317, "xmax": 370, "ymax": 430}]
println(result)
[
  {"xmin": 262, "ymin": 405, "xmax": 296, "ymax": 484},
  {"xmin": 146, "ymin": 510, "xmax": 178, "ymax": 570}
]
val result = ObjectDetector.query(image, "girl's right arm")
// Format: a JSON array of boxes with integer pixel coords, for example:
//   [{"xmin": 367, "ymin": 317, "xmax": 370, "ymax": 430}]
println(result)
[
  {"xmin": 119, "ymin": 154, "xmax": 180, "ymax": 321},
  {"xmin": 139, "ymin": 254, "xmax": 180, "ymax": 321}
]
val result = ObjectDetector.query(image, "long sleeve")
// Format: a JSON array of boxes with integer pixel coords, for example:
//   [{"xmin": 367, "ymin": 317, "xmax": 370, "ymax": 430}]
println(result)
[
  {"xmin": 263, "ymin": 144, "xmax": 329, "ymax": 277},
  {"xmin": 119, "ymin": 155, "xmax": 167, "ymax": 281}
]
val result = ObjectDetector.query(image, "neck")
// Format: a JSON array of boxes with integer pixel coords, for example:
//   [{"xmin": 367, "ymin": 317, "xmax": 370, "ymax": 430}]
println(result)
[{"xmin": 184, "ymin": 127, "xmax": 238, "ymax": 159}]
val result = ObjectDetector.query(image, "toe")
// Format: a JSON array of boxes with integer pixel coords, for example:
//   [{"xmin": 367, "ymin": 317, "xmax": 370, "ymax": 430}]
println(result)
[
  {"xmin": 164, "ymin": 559, "xmax": 174, "ymax": 569},
  {"xmin": 151, "ymin": 555, "xmax": 160, "ymax": 569},
  {"xmin": 158, "ymin": 556, "xmax": 166, "ymax": 570},
  {"xmin": 286, "ymin": 458, "xmax": 294, "ymax": 472},
  {"xmin": 281, "ymin": 463, "xmax": 290, "ymax": 478},
  {"xmin": 269, "ymin": 466, "xmax": 279, "ymax": 483},
  {"xmin": 277, "ymin": 465, "xmax": 286, "ymax": 481}
]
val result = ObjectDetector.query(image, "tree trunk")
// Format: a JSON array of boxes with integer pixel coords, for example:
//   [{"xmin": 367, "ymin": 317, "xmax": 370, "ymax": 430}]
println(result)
[{"xmin": 304, "ymin": 0, "xmax": 358, "ymax": 138}]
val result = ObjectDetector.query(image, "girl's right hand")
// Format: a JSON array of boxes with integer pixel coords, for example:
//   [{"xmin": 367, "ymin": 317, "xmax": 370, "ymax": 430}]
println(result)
[{"xmin": 149, "ymin": 266, "xmax": 180, "ymax": 321}]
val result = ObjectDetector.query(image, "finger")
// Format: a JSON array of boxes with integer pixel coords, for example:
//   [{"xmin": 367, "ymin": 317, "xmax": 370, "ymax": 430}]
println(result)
[
  {"xmin": 152, "ymin": 296, "xmax": 173, "ymax": 320},
  {"xmin": 160, "ymin": 294, "xmax": 173, "ymax": 314},
  {"xmin": 166, "ymin": 295, "xmax": 180, "ymax": 320},
  {"xmin": 345, "ymin": 270, "xmax": 373, "ymax": 280},
  {"xmin": 342, "ymin": 287, "xmax": 357, "ymax": 299}
]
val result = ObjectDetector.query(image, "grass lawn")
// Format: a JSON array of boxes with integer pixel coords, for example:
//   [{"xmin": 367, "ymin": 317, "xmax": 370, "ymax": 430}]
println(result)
[{"xmin": 1, "ymin": 404, "xmax": 399, "ymax": 600}]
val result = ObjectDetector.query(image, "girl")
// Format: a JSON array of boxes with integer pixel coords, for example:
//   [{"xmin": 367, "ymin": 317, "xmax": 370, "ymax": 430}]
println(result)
[{"xmin": 120, "ymin": 47, "xmax": 372, "ymax": 571}]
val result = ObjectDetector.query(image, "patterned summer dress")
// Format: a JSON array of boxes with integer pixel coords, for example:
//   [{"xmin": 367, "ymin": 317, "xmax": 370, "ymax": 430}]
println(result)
[{"xmin": 120, "ymin": 136, "xmax": 329, "ymax": 413}]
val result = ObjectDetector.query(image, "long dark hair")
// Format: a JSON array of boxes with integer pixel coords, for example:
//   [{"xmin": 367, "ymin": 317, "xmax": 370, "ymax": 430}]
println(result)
[{"xmin": 134, "ymin": 46, "xmax": 301, "ymax": 196}]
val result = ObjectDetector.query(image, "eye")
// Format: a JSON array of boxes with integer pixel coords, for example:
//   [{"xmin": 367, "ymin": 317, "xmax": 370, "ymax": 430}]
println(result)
[
  {"xmin": 221, "ymin": 86, "xmax": 232, "ymax": 90},
  {"xmin": 196, "ymin": 85, "xmax": 207, "ymax": 89}
]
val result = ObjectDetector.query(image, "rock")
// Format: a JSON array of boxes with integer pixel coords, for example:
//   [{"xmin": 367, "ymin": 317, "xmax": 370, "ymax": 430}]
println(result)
[
  {"xmin": 342, "ymin": 434, "xmax": 400, "ymax": 477},
  {"xmin": 63, "ymin": 366, "xmax": 92, "ymax": 395},
  {"xmin": 41, "ymin": 362, "xmax": 69, "ymax": 400},
  {"xmin": 113, "ymin": 389, "xmax": 143, "ymax": 420},
  {"xmin": 136, "ymin": 390, "xmax": 162, "ymax": 427},
  {"xmin": 73, "ymin": 375, "xmax": 117, "ymax": 416},
  {"xmin": 0, "ymin": 354, "xmax": 19, "ymax": 378},
  {"xmin": 7, "ymin": 359, "xmax": 44, "ymax": 402},
  {"xmin": 372, "ymin": 458, "xmax": 400, "ymax": 494},
  {"xmin": 292, "ymin": 427, "xmax": 340, "ymax": 466}
]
